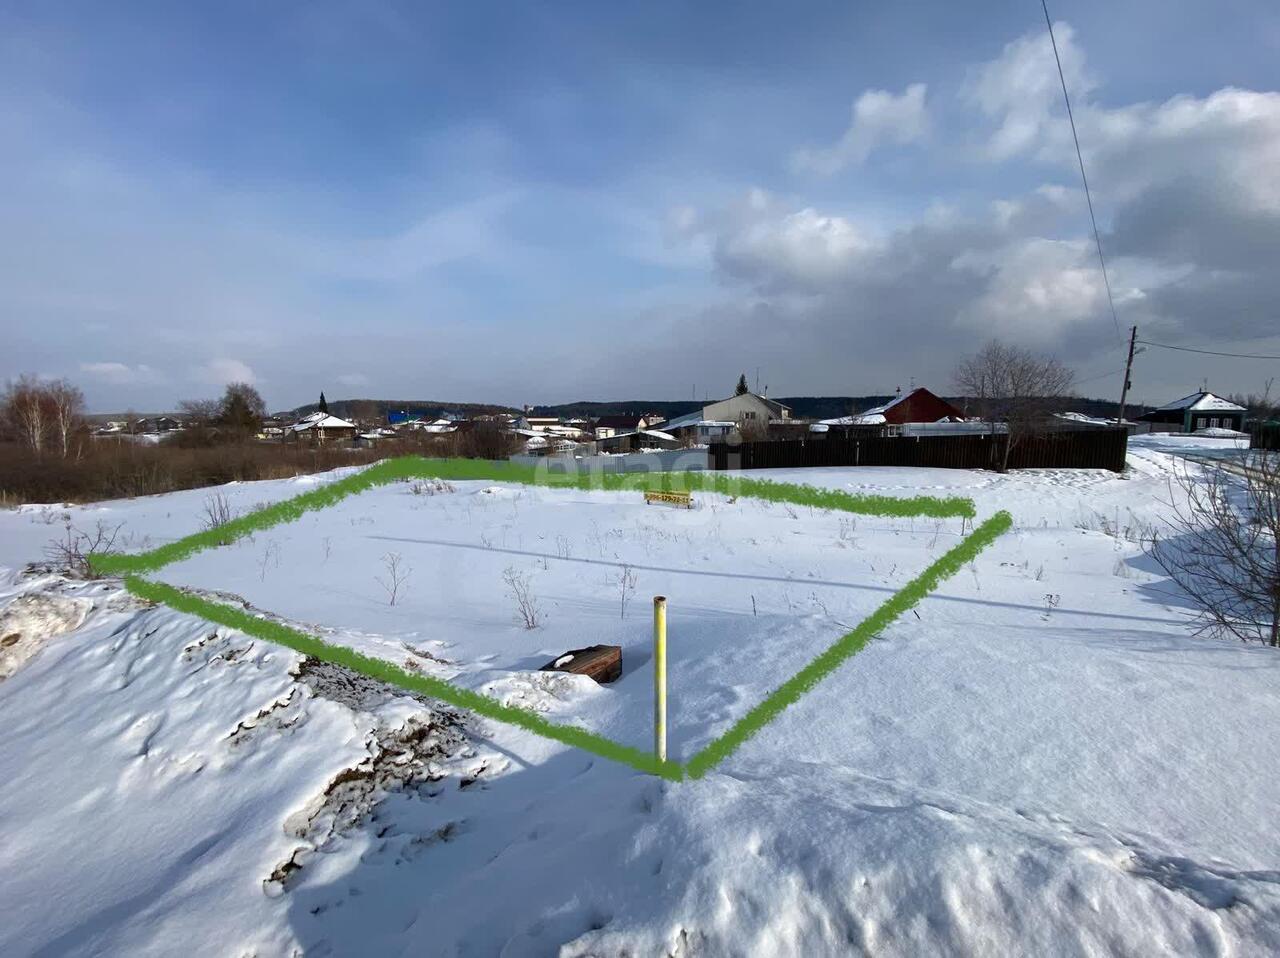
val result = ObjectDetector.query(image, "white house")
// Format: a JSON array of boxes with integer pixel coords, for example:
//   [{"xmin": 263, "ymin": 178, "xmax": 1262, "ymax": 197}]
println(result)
[{"xmin": 664, "ymin": 393, "xmax": 791, "ymax": 443}]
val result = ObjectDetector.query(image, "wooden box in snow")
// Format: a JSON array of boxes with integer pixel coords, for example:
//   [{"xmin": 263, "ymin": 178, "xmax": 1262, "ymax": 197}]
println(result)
[{"xmin": 540, "ymin": 645, "xmax": 622, "ymax": 684}]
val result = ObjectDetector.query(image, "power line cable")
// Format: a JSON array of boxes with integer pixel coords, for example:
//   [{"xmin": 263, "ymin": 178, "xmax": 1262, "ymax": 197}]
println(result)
[
  {"xmin": 1040, "ymin": 0, "xmax": 1123, "ymax": 343},
  {"xmin": 1074, "ymin": 367, "xmax": 1127, "ymax": 386},
  {"xmin": 1135, "ymin": 340, "xmax": 1280, "ymax": 360}
]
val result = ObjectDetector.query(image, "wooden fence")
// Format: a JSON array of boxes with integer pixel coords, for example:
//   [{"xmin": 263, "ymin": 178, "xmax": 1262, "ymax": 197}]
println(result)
[
  {"xmin": 708, "ymin": 428, "xmax": 1128, "ymax": 473},
  {"xmin": 1251, "ymin": 424, "xmax": 1280, "ymax": 451}
]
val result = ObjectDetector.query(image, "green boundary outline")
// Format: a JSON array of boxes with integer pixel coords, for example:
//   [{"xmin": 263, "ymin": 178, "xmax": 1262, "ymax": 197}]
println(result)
[{"xmin": 91, "ymin": 457, "xmax": 1010, "ymax": 781}]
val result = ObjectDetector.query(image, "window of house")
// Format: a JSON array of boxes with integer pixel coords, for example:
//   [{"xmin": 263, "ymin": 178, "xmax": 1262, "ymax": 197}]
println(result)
[{"xmin": 1197, "ymin": 417, "xmax": 1208, "ymax": 429}]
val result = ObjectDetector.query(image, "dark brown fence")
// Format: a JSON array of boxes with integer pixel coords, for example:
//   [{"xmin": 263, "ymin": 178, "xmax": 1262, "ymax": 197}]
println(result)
[
  {"xmin": 708, "ymin": 428, "xmax": 1128, "ymax": 473},
  {"xmin": 1251, "ymin": 424, "xmax": 1280, "ymax": 451}
]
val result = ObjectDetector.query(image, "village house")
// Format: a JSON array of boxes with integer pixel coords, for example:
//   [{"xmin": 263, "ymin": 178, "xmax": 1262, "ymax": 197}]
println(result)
[
  {"xmin": 591, "ymin": 413, "xmax": 665, "ymax": 439},
  {"xmin": 1138, "ymin": 391, "xmax": 1247, "ymax": 433},
  {"xmin": 517, "ymin": 415, "xmax": 563, "ymax": 433},
  {"xmin": 821, "ymin": 387, "xmax": 965, "ymax": 431},
  {"xmin": 132, "ymin": 415, "xmax": 183, "ymax": 434},
  {"xmin": 288, "ymin": 411, "xmax": 359, "ymax": 443},
  {"xmin": 664, "ymin": 393, "xmax": 791, "ymax": 443},
  {"xmin": 397, "ymin": 417, "xmax": 461, "ymax": 434},
  {"xmin": 594, "ymin": 427, "xmax": 680, "ymax": 454}
]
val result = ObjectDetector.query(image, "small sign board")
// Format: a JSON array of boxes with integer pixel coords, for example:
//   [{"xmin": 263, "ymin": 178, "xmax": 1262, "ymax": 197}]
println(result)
[{"xmin": 644, "ymin": 490, "xmax": 693, "ymax": 509}]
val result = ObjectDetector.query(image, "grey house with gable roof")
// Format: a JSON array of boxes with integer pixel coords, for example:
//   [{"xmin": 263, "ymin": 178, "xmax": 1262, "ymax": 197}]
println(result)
[{"xmin": 1137, "ymin": 391, "xmax": 1246, "ymax": 433}]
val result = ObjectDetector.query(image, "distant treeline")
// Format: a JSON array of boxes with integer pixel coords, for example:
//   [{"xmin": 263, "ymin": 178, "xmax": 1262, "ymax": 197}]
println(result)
[
  {"xmin": 529, "ymin": 396, "xmax": 1151, "ymax": 421},
  {"xmin": 279, "ymin": 398, "xmax": 519, "ymax": 422},
  {"xmin": 88, "ymin": 394, "xmax": 1148, "ymax": 426}
]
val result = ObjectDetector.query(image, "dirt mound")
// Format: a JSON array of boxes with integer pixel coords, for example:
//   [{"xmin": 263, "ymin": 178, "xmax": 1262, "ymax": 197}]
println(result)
[{"xmin": 0, "ymin": 593, "xmax": 92, "ymax": 680}]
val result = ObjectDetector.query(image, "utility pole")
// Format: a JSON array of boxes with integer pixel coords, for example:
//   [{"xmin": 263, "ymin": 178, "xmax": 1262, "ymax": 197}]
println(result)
[{"xmin": 1117, "ymin": 325, "xmax": 1137, "ymax": 426}]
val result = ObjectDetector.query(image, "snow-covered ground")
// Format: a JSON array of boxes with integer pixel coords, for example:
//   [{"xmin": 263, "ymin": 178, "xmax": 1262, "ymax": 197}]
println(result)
[
  {"xmin": 2, "ymin": 437, "xmax": 1279, "ymax": 956},
  {"xmin": 151, "ymin": 478, "xmax": 960, "ymax": 758}
]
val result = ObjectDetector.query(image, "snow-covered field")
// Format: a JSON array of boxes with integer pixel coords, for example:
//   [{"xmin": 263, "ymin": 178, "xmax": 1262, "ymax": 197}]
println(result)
[
  {"xmin": 152, "ymin": 478, "xmax": 962, "ymax": 758},
  {"xmin": 3, "ymin": 435, "xmax": 1280, "ymax": 956}
]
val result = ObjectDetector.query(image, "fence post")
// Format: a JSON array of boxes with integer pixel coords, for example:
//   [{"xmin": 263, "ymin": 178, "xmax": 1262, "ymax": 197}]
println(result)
[{"xmin": 653, "ymin": 595, "xmax": 667, "ymax": 763}]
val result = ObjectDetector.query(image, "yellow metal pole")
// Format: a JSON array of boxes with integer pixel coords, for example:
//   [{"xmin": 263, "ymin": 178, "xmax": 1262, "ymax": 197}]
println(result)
[{"xmin": 653, "ymin": 595, "xmax": 667, "ymax": 763}]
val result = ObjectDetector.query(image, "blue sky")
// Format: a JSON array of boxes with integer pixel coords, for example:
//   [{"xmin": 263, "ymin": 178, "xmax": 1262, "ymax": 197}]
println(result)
[{"xmin": 3, "ymin": 1, "xmax": 1280, "ymax": 411}]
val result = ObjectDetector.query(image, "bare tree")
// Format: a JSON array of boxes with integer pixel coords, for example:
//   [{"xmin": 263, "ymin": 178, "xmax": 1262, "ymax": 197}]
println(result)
[
  {"xmin": 376, "ymin": 552, "xmax": 411, "ymax": 606},
  {"xmin": 4, "ymin": 376, "xmax": 85, "ymax": 457},
  {"xmin": 954, "ymin": 340, "xmax": 1074, "ymax": 471},
  {"xmin": 3, "ymin": 374, "xmax": 50, "ymax": 454},
  {"xmin": 178, "ymin": 398, "xmax": 221, "ymax": 426},
  {"xmin": 46, "ymin": 379, "xmax": 85, "ymax": 458},
  {"xmin": 1227, "ymin": 379, "xmax": 1278, "ymax": 422},
  {"xmin": 175, "ymin": 397, "xmax": 223, "ymax": 448},
  {"xmin": 460, "ymin": 419, "xmax": 521, "ymax": 460}
]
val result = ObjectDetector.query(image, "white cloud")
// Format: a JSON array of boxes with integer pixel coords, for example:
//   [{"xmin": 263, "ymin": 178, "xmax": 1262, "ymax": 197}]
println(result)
[
  {"xmin": 793, "ymin": 83, "xmax": 929, "ymax": 174},
  {"xmin": 194, "ymin": 358, "xmax": 257, "ymax": 386},
  {"xmin": 312, "ymin": 192, "xmax": 524, "ymax": 283},
  {"xmin": 964, "ymin": 23, "xmax": 1093, "ymax": 161},
  {"xmin": 965, "ymin": 23, "xmax": 1280, "ymax": 216},
  {"xmin": 79, "ymin": 361, "xmax": 160, "ymax": 385},
  {"xmin": 952, "ymin": 238, "xmax": 1107, "ymax": 342},
  {"xmin": 719, "ymin": 206, "xmax": 872, "ymax": 288},
  {"xmin": 336, "ymin": 372, "xmax": 369, "ymax": 387},
  {"xmin": 1082, "ymin": 89, "xmax": 1280, "ymax": 214},
  {"xmin": 668, "ymin": 22, "xmax": 1280, "ymax": 389},
  {"xmin": 674, "ymin": 190, "xmax": 877, "ymax": 293}
]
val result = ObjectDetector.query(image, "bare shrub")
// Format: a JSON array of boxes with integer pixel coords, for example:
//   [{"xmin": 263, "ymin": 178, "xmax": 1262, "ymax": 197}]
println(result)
[
  {"xmin": 1148, "ymin": 454, "xmax": 1280, "ymax": 646},
  {"xmin": 45, "ymin": 519, "xmax": 124, "ymax": 578},
  {"xmin": 202, "ymin": 493, "xmax": 235, "ymax": 543},
  {"xmin": 408, "ymin": 478, "xmax": 456, "ymax": 496},
  {"xmin": 737, "ymin": 414, "xmax": 769, "ymax": 442},
  {"xmin": 0, "ymin": 441, "xmax": 384, "ymax": 504},
  {"xmin": 502, "ymin": 566, "xmax": 541, "ymax": 629},
  {"xmin": 375, "ymin": 552, "xmax": 411, "ymax": 606},
  {"xmin": 459, "ymin": 419, "xmax": 522, "ymax": 460},
  {"xmin": 256, "ymin": 539, "xmax": 282, "ymax": 581},
  {"xmin": 617, "ymin": 564, "xmax": 638, "ymax": 620}
]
